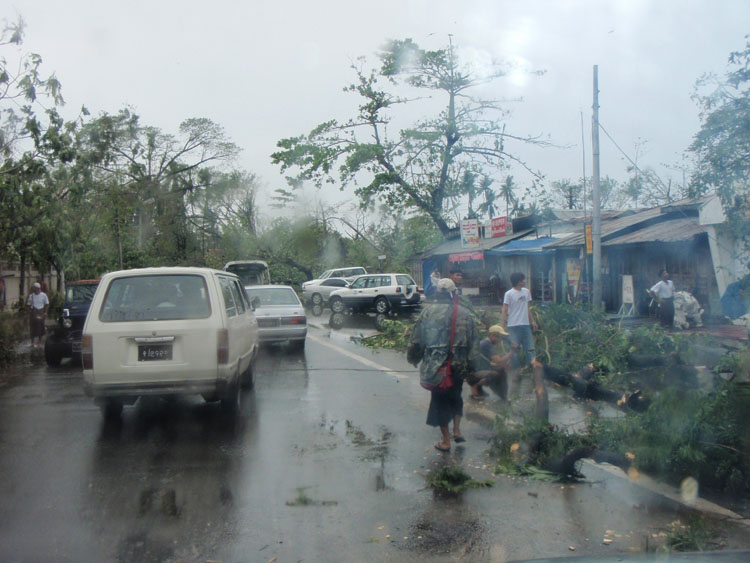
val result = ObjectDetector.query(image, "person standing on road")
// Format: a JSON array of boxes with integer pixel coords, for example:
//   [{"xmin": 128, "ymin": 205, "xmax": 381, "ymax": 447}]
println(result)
[
  {"xmin": 649, "ymin": 268, "xmax": 675, "ymax": 328},
  {"xmin": 27, "ymin": 282, "xmax": 49, "ymax": 348},
  {"xmin": 407, "ymin": 278, "xmax": 481, "ymax": 453},
  {"xmin": 500, "ymin": 272, "xmax": 537, "ymax": 368}
]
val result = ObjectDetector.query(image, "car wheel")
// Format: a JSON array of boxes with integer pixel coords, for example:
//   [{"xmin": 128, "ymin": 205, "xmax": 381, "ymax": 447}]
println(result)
[
  {"xmin": 44, "ymin": 338, "xmax": 63, "ymax": 367},
  {"xmin": 329, "ymin": 312, "xmax": 345, "ymax": 330},
  {"xmin": 291, "ymin": 339, "xmax": 306, "ymax": 353},
  {"xmin": 220, "ymin": 378, "xmax": 241, "ymax": 416},
  {"xmin": 311, "ymin": 303, "xmax": 324, "ymax": 317},
  {"xmin": 241, "ymin": 358, "xmax": 255, "ymax": 390},
  {"xmin": 330, "ymin": 297, "xmax": 345, "ymax": 313},
  {"xmin": 374, "ymin": 313, "xmax": 387, "ymax": 331},
  {"xmin": 311, "ymin": 293, "xmax": 323, "ymax": 306},
  {"xmin": 374, "ymin": 296, "xmax": 390, "ymax": 314},
  {"xmin": 100, "ymin": 398, "xmax": 123, "ymax": 420}
]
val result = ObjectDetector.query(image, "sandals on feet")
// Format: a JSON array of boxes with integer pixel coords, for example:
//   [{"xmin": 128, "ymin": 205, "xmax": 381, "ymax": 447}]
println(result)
[{"xmin": 434, "ymin": 442, "xmax": 451, "ymax": 452}]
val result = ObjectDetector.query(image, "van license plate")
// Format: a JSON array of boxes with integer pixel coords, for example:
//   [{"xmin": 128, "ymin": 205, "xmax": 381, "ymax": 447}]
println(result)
[{"xmin": 138, "ymin": 344, "xmax": 173, "ymax": 361}]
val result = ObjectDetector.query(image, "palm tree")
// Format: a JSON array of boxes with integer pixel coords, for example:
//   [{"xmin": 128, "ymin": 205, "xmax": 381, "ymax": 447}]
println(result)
[
  {"xmin": 477, "ymin": 176, "xmax": 497, "ymax": 219},
  {"xmin": 499, "ymin": 176, "xmax": 518, "ymax": 218}
]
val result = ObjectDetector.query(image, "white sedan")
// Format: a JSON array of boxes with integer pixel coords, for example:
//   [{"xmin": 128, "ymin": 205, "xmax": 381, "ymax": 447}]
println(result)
[{"xmin": 245, "ymin": 285, "xmax": 307, "ymax": 351}]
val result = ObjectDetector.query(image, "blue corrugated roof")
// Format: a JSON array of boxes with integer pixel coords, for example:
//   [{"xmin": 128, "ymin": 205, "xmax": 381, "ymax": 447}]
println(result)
[{"xmin": 486, "ymin": 236, "xmax": 558, "ymax": 255}]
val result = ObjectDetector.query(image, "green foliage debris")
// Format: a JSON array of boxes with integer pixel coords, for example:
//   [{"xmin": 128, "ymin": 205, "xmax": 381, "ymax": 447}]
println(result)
[
  {"xmin": 666, "ymin": 517, "xmax": 719, "ymax": 552},
  {"xmin": 491, "ymin": 416, "xmax": 592, "ymax": 480},
  {"xmin": 425, "ymin": 466, "xmax": 493, "ymax": 493},
  {"xmin": 361, "ymin": 319, "xmax": 412, "ymax": 350},
  {"xmin": 0, "ymin": 312, "xmax": 25, "ymax": 366},
  {"xmin": 286, "ymin": 487, "xmax": 338, "ymax": 507},
  {"xmin": 589, "ymin": 381, "xmax": 749, "ymax": 493}
]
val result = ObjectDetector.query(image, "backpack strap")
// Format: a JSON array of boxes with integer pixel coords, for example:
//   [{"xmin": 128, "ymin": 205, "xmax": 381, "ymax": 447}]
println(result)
[{"xmin": 446, "ymin": 295, "xmax": 458, "ymax": 361}]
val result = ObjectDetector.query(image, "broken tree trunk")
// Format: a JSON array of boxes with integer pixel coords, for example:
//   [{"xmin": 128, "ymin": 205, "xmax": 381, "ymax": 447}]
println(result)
[
  {"xmin": 531, "ymin": 359, "xmax": 549, "ymax": 421},
  {"xmin": 540, "ymin": 362, "xmax": 650, "ymax": 412}
]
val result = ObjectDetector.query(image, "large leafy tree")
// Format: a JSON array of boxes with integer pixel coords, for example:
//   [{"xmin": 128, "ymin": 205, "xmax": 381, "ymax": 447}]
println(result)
[
  {"xmin": 690, "ymin": 36, "xmax": 750, "ymax": 238},
  {"xmin": 78, "ymin": 109, "xmax": 239, "ymax": 266},
  {"xmin": 272, "ymin": 38, "xmax": 546, "ymax": 235},
  {"xmin": 0, "ymin": 17, "xmax": 82, "ymax": 294}
]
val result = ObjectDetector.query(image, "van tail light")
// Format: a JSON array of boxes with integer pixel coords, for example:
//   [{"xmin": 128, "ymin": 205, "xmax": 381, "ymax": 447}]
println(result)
[
  {"xmin": 396, "ymin": 286, "xmax": 401, "ymax": 293},
  {"xmin": 82, "ymin": 334, "xmax": 93, "ymax": 369},
  {"xmin": 218, "ymin": 329, "xmax": 229, "ymax": 365},
  {"xmin": 282, "ymin": 316, "xmax": 307, "ymax": 325}
]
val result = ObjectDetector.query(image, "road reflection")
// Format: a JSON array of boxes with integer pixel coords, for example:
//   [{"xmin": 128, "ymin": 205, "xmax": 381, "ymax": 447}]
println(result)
[{"xmin": 86, "ymin": 393, "xmax": 258, "ymax": 561}]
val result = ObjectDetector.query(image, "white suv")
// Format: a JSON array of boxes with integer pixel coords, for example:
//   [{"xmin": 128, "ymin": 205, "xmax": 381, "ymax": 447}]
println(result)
[
  {"xmin": 82, "ymin": 267, "xmax": 258, "ymax": 419},
  {"xmin": 328, "ymin": 273, "xmax": 421, "ymax": 314}
]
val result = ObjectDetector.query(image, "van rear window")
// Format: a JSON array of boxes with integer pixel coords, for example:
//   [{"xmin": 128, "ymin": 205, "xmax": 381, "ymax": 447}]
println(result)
[{"xmin": 99, "ymin": 275, "xmax": 211, "ymax": 322}]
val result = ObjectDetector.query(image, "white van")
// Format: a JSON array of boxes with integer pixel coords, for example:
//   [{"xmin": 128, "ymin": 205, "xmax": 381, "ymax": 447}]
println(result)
[
  {"xmin": 82, "ymin": 267, "xmax": 259, "ymax": 419},
  {"xmin": 224, "ymin": 260, "xmax": 271, "ymax": 286}
]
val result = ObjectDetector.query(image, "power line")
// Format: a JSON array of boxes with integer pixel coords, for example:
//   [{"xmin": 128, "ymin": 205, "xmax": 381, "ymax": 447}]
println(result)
[{"xmin": 597, "ymin": 121, "xmax": 669, "ymax": 191}]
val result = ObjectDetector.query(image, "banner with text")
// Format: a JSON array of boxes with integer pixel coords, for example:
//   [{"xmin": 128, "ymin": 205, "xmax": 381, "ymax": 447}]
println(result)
[
  {"xmin": 490, "ymin": 216, "xmax": 507, "ymax": 238},
  {"xmin": 460, "ymin": 219, "xmax": 480, "ymax": 247},
  {"xmin": 449, "ymin": 251, "xmax": 484, "ymax": 263}
]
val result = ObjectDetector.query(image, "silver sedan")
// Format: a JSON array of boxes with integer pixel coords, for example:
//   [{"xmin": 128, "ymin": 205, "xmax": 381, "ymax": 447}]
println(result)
[{"xmin": 245, "ymin": 285, "xmax": 307, "ymax": 351}]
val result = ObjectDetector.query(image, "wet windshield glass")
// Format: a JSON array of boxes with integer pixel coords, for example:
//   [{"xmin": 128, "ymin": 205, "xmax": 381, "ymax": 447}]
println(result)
[{"xmin": 4, "ymin": 4, "xmax": 750, "ymax": 561}]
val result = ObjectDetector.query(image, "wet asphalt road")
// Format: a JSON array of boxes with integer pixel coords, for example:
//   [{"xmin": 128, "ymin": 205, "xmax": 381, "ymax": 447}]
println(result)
[{"xmin": 0, "ymin": 327, "xmax": 748, "ymax": 562}]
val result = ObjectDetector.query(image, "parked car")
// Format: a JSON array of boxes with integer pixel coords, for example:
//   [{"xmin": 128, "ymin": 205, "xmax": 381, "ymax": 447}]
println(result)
[
  {"xmin": 302, "ymin": 266, "xmax": 366, "ymax": 290},
  {"xmin": 82, "ymin": 267, "xmax": 259, "ymax": 419},
  {"xmin": 300, "ymin": 277, "xmax": 349, "ymax": 307},
  {"xmin": 328, "ymin": 273, "xmax": 421, "ymax": 314},
  {"xmin": 44, "ymin": 279, "xmax": 100, "ymax": 366},
  {"xmin": 224, "ymin": 260, "xmax": 271, "ymax": 286},
  {"xmin": 244, "ymin": 285, "xmax": 307, "ymax": 351}
]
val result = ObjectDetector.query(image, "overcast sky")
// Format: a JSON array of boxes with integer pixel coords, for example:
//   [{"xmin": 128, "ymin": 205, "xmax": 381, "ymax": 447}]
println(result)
[{"xmin": 8, "ymin": 0, "xmax": 750, "ymax": 215}]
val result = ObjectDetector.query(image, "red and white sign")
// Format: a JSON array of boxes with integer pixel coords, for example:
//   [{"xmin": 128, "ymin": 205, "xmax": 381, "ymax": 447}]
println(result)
[
  {"xmin": 460, "ymin": 219, "xmax": 480, "ymax": 247},
  {"xmin": 449, "ymin": 251, "xmax": 484, "ymax": 263},
  {"xmin": 490, "ymin": 216, "xmax": 507, "ymax": 238}
]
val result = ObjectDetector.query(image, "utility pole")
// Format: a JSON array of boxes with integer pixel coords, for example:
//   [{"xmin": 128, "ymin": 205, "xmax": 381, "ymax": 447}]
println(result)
[{"xmin": 591, "ymin": 65, "xmax": 602, "ymax": 311}]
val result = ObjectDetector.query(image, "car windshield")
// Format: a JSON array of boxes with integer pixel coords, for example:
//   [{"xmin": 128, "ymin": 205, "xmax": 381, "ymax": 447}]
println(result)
[
  {"xmin": 245, "ymin": 287, "xmax": 300, "ymax": 306},
  {"xmin": 99, "ymin": 274, "xmax": 210, "ymax": 321},
  {"xmin": 65, "ymin": 284, "xmax": 98, "ymax": 303},
  {"xmin": 6, "ymin": 5, "xmax": 750, "ymax": 561}
]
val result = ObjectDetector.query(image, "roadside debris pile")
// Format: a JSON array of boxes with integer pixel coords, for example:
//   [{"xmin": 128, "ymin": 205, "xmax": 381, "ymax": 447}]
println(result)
[
  {"xmin": 491, "ymin": 305, "xmax": 749, "ymax": 497},
  {"xmin": 360, "ymin": 319, "xmax": 412, "ymax": 350},
  {"xmin": 425, "ymin": 466, "xmax": 493, "ymax": 494}
]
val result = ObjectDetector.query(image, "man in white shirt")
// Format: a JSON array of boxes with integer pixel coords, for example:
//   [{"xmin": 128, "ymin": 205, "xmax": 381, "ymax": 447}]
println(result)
[
  {"xmin": 649, "ymin": 269, "xmax": 675, "ymax": 328},
  {"xmin": 500, "ymin": 272, "xmax": 538, "ymax": 368},
  {"xmin": 27, "ymin": 282, "xmax": 49, "ymax": 348}
]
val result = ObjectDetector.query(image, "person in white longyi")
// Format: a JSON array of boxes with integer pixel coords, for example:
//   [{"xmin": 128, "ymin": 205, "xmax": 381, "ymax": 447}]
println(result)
[
  {"xmin": 649, "ymin": 268, "xmax": 675, "ymax": 328},
  {"xmin": 27, "ymin": 282, "xmax": 49, "ymax": 348}
]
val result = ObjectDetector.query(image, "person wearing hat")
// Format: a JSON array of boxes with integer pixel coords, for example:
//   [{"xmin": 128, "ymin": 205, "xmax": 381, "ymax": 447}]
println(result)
[
  {"xmin": 27, "ymin": 282, "xmax": 49, "ymax": 348},
  {"xmin": 468, "ymin": 324, "xmax": 517, "ymax": 400},
  {"xmin": 407, "ymin": 277, "xmax": 481, "ymax": 452}
]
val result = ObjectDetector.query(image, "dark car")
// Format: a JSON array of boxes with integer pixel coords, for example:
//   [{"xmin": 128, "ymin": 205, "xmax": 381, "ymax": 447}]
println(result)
[{"xmin": 44, "ymin": 279, "xmax": 100, "ymax": 366}]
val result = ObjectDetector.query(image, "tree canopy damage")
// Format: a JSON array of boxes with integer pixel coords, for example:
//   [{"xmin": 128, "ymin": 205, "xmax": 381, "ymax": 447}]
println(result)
[{"xmin": 488, "ymin": 305, "xmax": 749, "ymax": 500}]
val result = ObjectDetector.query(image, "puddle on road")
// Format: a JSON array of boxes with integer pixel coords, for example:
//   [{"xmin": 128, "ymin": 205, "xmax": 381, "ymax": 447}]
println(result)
[{"xmin": 401, "ymin": 508, "xmax": 489, "ymax": 558}]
